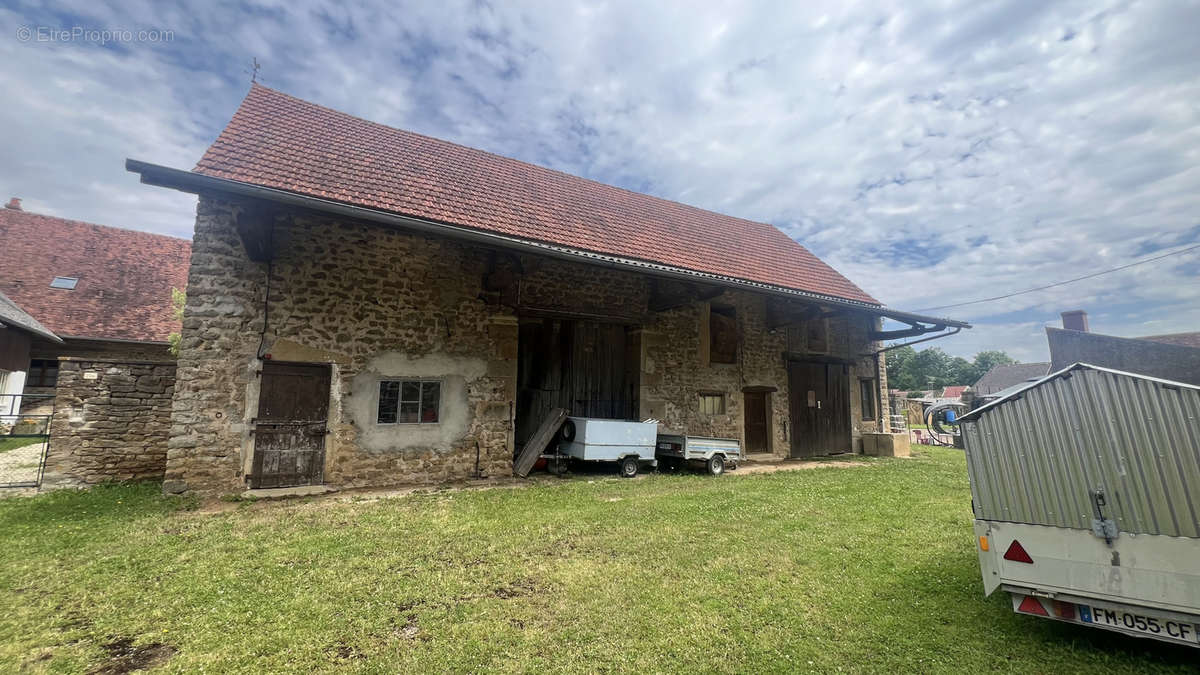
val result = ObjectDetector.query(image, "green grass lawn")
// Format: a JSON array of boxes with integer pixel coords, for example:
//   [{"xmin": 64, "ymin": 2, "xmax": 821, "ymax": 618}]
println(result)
[
  {"xmin": 0, "ymin": 447, "xmax": 1193, "ymax": 673},
  {"xmin": 0, "ymin": 436, "xmax": 43, "ymax": 453}
]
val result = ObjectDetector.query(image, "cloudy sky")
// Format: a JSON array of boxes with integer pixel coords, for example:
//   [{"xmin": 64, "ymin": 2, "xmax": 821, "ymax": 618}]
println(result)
[{"xmin": 2, "ymin": 1, "xmax": 1198, "ymax": 361}]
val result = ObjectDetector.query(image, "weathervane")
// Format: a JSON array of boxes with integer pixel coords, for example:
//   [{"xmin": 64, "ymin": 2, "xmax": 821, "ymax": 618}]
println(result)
[{"xmin": 246, "ymin": 57, "xmax": 261, "ymax": 84}]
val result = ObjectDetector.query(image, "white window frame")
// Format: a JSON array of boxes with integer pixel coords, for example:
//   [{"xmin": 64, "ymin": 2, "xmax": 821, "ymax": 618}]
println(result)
[{"xmin": 376, "ymin": 378, "xmax": 443, "ymax": 425}]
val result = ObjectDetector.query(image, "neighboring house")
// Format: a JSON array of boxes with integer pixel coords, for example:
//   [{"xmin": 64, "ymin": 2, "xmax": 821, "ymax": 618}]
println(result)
[
  {"xmin": 0, "ymin": 201, "xmax": 191, "ymax": 486},
  {"xmin": 938, "ymin": 385, "xmax": 968, "ymax": 401},
  {"xmin": 0, "ymin": 290, "xmax": 60, "ymax": 418},
  {"xmin": 1046, "ymin": 310, "xmax": 1200, "ymax": 386},
  {"xmin": 971, "ymin": 362, "xmax": 1051, "ymax": 398},
  {"xmin": 128, "ymin": 84, "xmax": 967, "ymax": 495},
  {"xmin": 1138, "ymin": 331, "xmax": 1200, "ymax": 349}
]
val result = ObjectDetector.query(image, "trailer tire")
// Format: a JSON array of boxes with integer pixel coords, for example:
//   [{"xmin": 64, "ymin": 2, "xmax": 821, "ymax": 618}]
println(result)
[
  {"xmin": 560, "ymin": 420, "xmax": 576, "ymax": 442},
  {"xmin": 619, "ymin": 456, "xmax": 639, "ymax": 478},
  {"xmin": 547, "ymin": 455, "xmax": 568, "ymax": 476},
  {"xmin": 706, "ymin": 455, "xmax": 725, "ymax": 476}
]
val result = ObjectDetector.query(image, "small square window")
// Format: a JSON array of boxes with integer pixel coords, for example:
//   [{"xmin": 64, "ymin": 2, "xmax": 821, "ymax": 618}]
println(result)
[
  {"xmin": 50, "ymin": 276, "xmax": 78, "ymax": 290},
  {"xmin": 699, "ymin": 392, "xmax": 726, "ymax": 415},
  {"xmin": 28, "ymin": 359, "xmax": 59, "ymax": 387},
  {"xmin": 377, "ymin": 379, "xmax": 441, "ymax": 424}
]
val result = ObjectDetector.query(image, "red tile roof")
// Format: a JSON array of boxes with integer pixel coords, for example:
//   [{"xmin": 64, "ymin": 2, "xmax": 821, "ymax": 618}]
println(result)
[
  {"xmin": 0, "ymin": 208, "xmax": 191, "ymax": 342},
  {"xmin": 940, "ymin": 385, "xmax": 968, "ymax": 399},
  {"xmin": 194, "ymin": 84, "xmax": 878, "ymax": 305}
]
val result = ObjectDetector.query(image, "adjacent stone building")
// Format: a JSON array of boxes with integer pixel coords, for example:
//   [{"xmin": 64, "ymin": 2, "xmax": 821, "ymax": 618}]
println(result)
[
  {"xmin": 0, "ymin": 203, "xmax": 191, "ymax": 486},
  {"xmin": 130, "ymin": 84, "xmax": 966, "ymax": 495}
]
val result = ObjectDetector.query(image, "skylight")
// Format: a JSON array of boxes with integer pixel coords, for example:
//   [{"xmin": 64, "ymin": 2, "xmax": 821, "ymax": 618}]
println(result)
[{"xmin": 50, "ymin": 276, "xmax": 78, "ymax": 290}]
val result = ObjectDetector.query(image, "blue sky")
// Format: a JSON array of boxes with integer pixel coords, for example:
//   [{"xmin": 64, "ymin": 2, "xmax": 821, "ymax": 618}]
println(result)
[{"xmin": 2, "ymin": 0, "xmax": 1198, "ymax": 362}]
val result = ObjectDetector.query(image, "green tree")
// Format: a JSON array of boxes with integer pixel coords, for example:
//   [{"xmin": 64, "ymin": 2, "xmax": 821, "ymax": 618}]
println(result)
[
  {"xmin": 969, "ymin": 350, "xmax": 1017, "ymax": 382},
  {"xmin": 886, "ymin": 345, "xmax": 1018, "ymax": 391},
  {"xmin": 167, "ymin": 288, "xmax": 186, "ymax": 357}
]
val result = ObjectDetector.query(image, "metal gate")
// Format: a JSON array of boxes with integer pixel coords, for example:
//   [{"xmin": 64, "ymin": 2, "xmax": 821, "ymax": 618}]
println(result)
[{"xmin": 0, "ymin": 393, "xmax": 53, "ymax": 488}]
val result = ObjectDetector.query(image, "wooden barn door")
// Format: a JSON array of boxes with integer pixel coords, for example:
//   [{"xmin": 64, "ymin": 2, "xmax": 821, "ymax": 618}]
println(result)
[
  {"xmin": 789, "ymin": 361, "xmax": 851, "ymax": 458},
  {"xmin": 250, "ymin": 362, "xmax": 331, "ymax": 488},
  {"xmin": 514, "ymin": 318, "xmax": 634, "ymax": 451}
]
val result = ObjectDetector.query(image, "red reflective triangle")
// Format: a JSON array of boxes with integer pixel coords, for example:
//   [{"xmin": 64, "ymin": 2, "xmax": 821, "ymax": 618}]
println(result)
[
  {"xmin": 1018, "ymin": 595, "xmax": 1049, "ymax": 616},
  {"xmin": 1003, "ymin": 540, "xmax": 1034, "ymax": 564}
]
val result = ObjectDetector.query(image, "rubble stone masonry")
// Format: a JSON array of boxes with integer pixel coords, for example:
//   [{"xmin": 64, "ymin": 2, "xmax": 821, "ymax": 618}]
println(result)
[
  {"xmin": 167, "ymin": 195, "xmax": 885, "ymax": 494},
  {"xmin": 43, "ymin": 359, "xmax": 176, "ymax": 486}
]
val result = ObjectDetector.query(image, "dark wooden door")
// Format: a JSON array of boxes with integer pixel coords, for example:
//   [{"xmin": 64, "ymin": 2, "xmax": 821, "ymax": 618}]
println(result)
[
  {"xmin": 251, "ymin": 362, "xmax": 331, "ymax": 488},
  {"xmin": 789, "ymin": 361, "xmax": 851, "ymax": 458},
  {"xmin": 744, "ymin": 391, "xmax": 769, "ymax": 454},
  {"xmin": 515, "ymin": 319, "xmax": 634, "ymax": 450}
]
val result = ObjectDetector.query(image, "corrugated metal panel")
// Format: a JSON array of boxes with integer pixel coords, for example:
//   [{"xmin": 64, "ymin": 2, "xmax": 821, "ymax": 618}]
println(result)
[{"xmin": 962, "ymin": 364, "xmax": 1200, "ymax": 538}]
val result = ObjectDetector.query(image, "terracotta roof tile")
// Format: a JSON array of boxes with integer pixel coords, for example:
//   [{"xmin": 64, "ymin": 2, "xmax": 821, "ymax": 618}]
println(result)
[
  {"xmin": 194, "ymin": 85, "xmax": 878, "ymax": 305},
  {"xmin": 0, "ymin": 209, "xmax": 191, "ymax": 342}
]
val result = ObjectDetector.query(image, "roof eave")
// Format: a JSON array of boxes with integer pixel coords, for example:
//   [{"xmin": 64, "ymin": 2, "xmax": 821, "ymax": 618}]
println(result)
[
  {"xmin": 126, "ymin": 159, "xmax": 969, "ymax": 330},
  {"xmin": 0, "ymin": 320, "xmax": 62, "ymax": 343}
]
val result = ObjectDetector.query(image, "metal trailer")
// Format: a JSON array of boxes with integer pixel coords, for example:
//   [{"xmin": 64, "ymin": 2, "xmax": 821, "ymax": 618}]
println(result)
[
  {"xmin": 654, "ymin": 434, "xmax": 742, "ymax": 475},
  {"xmin": 554, "ymin": 417, "xmax": 659, "ymax": 477},
  {"xmin": 958, "ymin": 363, "xmax": 1200, "ymax": 648}
]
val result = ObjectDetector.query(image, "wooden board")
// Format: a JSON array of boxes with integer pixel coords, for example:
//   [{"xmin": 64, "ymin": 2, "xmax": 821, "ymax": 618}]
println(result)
[{"xmin": 514, "ymin": 407, "xmax": 567, "ymax": 477}]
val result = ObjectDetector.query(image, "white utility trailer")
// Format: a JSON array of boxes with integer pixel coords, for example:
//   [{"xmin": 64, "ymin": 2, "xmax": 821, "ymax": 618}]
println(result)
[
  {"xmin": 553, "ymin": 417, "xmax": 658, "ymax": 477},
  {"xmin": 654, "ymin": 434, "xmax": 742, "ymax": 475},
  {"xmin": 959, "ymin": 363, "xmax": 1200, "ymax": 648}
]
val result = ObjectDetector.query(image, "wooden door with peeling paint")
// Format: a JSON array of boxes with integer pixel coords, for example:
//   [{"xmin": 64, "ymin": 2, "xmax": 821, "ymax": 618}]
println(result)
[{"xmin": 250, "ymin": 362, "xmax": 331, "ymax": 488}]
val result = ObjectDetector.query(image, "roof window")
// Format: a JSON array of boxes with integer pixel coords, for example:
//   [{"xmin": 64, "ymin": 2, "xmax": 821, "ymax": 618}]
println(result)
[{"xmin": 50, "ymin": 276, "xmax": 78, "ymax": 290}]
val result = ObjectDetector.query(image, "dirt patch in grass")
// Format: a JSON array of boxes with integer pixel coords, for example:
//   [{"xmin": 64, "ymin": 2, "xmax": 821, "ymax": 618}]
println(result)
[
  {"xmin": 88, "ymin": 637, "xmax": 176, "ymax": 674},
  {"xmin": 733, "ymin": 459, "xmax": 872, "ymax": 475}
]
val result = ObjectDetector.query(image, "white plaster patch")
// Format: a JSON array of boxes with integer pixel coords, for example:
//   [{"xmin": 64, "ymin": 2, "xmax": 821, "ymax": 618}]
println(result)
[{"xmin": 349, "ymin": 352, "xmax": 486, "ymax": 453}]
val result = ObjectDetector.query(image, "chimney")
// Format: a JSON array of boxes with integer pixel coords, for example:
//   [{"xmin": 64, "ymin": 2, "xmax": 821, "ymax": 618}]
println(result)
[
  {"xmin": 4, "ymin": 197, "xmax": 21, "ymax": 211},
  {"xmin": 1061, "ymin": 309, "xmax": 1089, "ymax": 332}
]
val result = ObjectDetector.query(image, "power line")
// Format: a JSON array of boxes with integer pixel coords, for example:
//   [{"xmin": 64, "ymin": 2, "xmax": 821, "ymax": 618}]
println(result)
[{"xmin": 917, "ymin": 242, "xmax": 1200, "ymax": 312}]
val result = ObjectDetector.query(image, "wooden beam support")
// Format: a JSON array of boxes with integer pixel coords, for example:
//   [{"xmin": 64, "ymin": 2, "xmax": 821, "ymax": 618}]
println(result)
[
  {"xmin": 766, "ymin": 299, "xmax": 824, "ymax": 331},
  {"xmin": 869, "ymin": 323, "xmax": 945, "ymax": 341},
  {"xmin": 649, "ymin": 278, "xmax": 723, "ymax": 313},
  {"xmin": 235, "ymin": 203, "xmax": 278, "ymax": 262}
]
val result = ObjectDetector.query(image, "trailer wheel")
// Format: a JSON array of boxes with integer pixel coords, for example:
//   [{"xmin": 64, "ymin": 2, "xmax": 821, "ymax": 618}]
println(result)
[
  {"xmin": 706, "ymin": 455, "xmax": 725, "ymax": 476},
  {"xmin": 560, "ymin": 420, "xmax": 576, "ymax": 442},
  {"xmin": 547, "ymin": 455, "xmax": 568, "ymax": 476},
  {"xmin": 619, "ymin": 456, "xmax": 639, "ymax": 478}
]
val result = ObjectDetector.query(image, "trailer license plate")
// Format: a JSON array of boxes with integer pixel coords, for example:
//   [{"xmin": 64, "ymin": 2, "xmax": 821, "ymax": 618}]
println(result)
[{"xmin": 1080, "ymin": 604, "xmax": 1200, "ymax": 645}]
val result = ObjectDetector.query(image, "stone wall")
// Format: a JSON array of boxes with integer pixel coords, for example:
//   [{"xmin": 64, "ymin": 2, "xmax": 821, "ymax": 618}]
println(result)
[
  {"xmin": 641, "ymin": 294, "xmax": 884, "ymax": 456},
  {"xmin": 167, "ymin": 197, "xmax": 518, "ymax": 494},
  {"xmin": 43, "ymin": 359, "xmax": 176, "ymax": 487},
  {"xmin": 169, "ymin": 195, "xmax": 887, "ymax": 494}
]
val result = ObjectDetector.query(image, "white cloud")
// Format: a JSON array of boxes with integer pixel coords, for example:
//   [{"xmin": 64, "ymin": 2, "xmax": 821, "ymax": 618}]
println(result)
[{"xmin": 1, "ymin": 0, "xmax": 1198, "ymax": 358}]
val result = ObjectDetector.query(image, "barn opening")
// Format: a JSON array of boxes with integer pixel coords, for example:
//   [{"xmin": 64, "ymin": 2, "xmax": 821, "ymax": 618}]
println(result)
[{"xmin": 514, "ymin": 317, "xmax": 639, "ymax": 453}]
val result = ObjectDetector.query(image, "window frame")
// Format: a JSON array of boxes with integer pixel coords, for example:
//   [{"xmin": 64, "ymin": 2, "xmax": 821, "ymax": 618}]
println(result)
[
  {"xmin": 27, "ymin": 359, "xmax": 59, "ymax": 388},
  {"xmin": 376, "ymin": 378, "xmax": 442, "ymax": 425},
  {"xmin": 49, "ymin": 276, "xmax": 78, "ymax": 290},
  {"xmin": 859, "ymin": 378, "xmax": 878, "ymax": 422},
  {"xmin": 708, "ymin": 304, "xmax": 738, "ymax": 365},
  {"xmin": 698, "ymin": 392, "xmax": 726, "ymax": 416},
  {"xmin": 805, "ymin": 318, "xmax": 830, "ymax": 354}
]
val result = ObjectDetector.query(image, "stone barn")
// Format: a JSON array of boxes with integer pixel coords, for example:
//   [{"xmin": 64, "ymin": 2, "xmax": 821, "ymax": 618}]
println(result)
[
  {"xmin": 129, "ymin": 84, "xmax": 966, "ymax": 495},
  {"xmin": 0, "ymin": 203, "xmax": 191, "ymax": 487}
]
